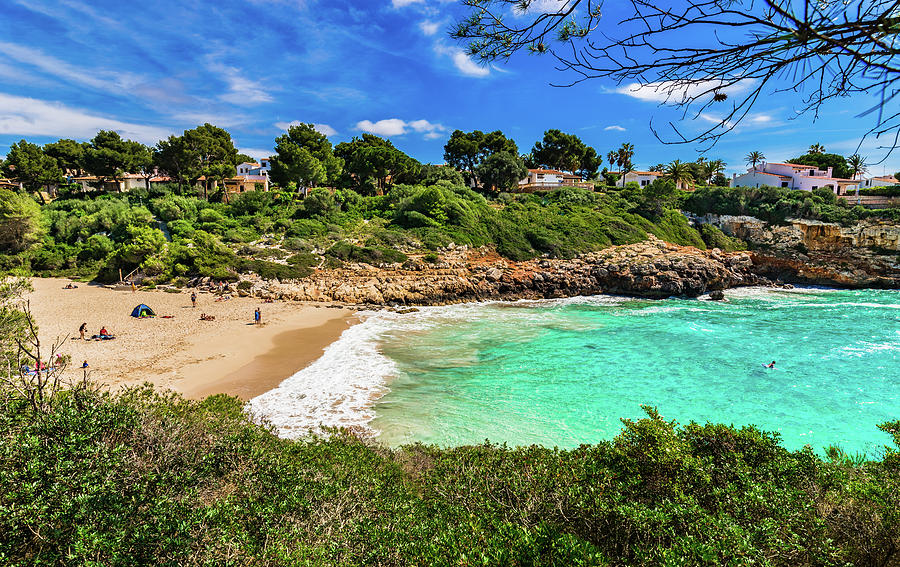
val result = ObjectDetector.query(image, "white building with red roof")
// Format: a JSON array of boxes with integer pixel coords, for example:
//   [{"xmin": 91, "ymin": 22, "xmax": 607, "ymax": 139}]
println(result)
[
  {"xmin": 517, "ymin": 169, "xmax": 593, "ymax": 192},
  {"xmin": 622, "ymin": 170, "xmax": 664, "ymax": 187},
  {"xmin": 859, "ymin": 175, "xmax": 900, "ymax": 189},
  {"xmin": 731, "ymin": 161, "xmax": 858, "ymax": 195}
]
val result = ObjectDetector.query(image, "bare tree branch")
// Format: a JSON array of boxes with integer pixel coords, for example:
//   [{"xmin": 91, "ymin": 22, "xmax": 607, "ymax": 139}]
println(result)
[{"xmin": 454, "ymin": 0, "xmax": 900, "ymax": 151}]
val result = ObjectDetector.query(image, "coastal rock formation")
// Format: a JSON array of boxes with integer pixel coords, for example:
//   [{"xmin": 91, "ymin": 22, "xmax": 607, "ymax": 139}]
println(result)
[
  {"xmin": 693, "ymin": 215, "xmax": 900, "ymax": 288},
  {"xmin": 213, "ymin": 236, "xmax": 766, "ymax": 306}
]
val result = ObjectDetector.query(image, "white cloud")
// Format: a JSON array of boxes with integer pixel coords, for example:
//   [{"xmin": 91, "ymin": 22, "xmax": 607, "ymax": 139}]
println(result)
[
  {"xmin": 419, "ymin": 20, "xmax": 440, "ymax": 35},
  {"xmin": 0, "ymin": 41, "xmax": 145, "ymax": 94},
  {"xmin": 434, "ymin": 43, "xmax": 490, "ymax": 77},
  {"xmin": 356, "ymin": 118, "xmax": 409, "ymax": 136},
  {"xmin": 513, "ymin": 0, "xmax": 571, "ymax": 17},
  {"xmin": 604, "ymin": 125, "xmax": 626, "ymax": 132},
  {"xmin": 614, "ymin": 79, "xmax": 755, "ymax": 104},
  {"xmin": 275, "ymin": 121, "xmax": 338, "ymax": 136},
  {"xmin": 392, "ymin": 0, "xmax": 423, "ymax": 6},
  {"xmin": 0, "ymin": 92, "xmax": 172, "ymax": 145},
  {"xmin": 356, "ymin": 118, "xmax": 446, "ymax": 139},
  {"xmin": 240, "ymin": 148, "xmax": 275, "ymax": 160},
  {"xmin": 214, "ymin": 65, "xmax": 273, "ymax": 105},
  {"xmin": 748, "ymin": 114, "xmax": 773, "ymax": 124}
]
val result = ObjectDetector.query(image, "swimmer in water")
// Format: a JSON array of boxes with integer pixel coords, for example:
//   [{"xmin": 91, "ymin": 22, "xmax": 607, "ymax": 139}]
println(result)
[{"xmin": 766, "ymin": 361, "xmax": 776, "ymax": 368}]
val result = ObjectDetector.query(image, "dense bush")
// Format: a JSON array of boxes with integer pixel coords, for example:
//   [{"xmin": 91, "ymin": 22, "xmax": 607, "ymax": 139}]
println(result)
[
  {"xmin": 858, "ymin": 185, "xmax": 900, "ymax": 197},
  {"xmin": 1, "ymin": 387, "xmax": 899, "ymax": 565},
  {"xmin": 684, "ymin": 185, "xmax": 900, "ymax": 225}
]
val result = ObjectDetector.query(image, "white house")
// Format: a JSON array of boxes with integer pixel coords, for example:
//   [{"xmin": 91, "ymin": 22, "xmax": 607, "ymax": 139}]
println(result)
[
  {"xmin": 517, "ymin": 169, "xmax": 593, "ymax": 192},
  {"xmin": 237, "ymin": 161, "xmax": 259, "ymax": 176},
  {"xmin": 622, "ymin": 170, "xmax": 664, "ymax": 187},
  {"xmin": 237, "ymin": 158, "xmax": 272, "ymax": 179},
  {"xmin": 731, "ymin": 161, "xmax": 858, "ymax": 195},
  {"xmin": 859, "ymin": 175, "xmax": 900, "ymax": 188}
]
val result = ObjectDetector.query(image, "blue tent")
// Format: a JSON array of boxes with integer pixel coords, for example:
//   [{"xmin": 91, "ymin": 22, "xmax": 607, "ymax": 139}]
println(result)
[{"xmin": 131, "ymin": 304, "xmax": 156, "ymax": 318}]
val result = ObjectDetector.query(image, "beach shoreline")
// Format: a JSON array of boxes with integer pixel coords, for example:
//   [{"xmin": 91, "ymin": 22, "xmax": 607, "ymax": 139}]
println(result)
[{"xmin": 27, "ymin": 278, "xmax": 358, "ymax": 401}]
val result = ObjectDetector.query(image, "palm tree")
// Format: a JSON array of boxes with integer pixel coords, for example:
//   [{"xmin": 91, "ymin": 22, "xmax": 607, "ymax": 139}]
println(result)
[
  {"xmin": 846, "ymin": 153, "xmax": 868, "ymax": 202},
  {"xmin": 808, "ymin": 143, "xmax": 826, "ymax": 154},
  {"xmin": 616, "ymin": 143, "xmax": 635, "ymax": 186},
  {"xmin": 648, "ymin": 163, "xmax": 666, "ymax": 172},
  {"xmin": 703, "ymin": 159, "xmax": 726, "ymax": 184},
  {"xmin": 664, "ymin": 159, "xmax": 694, "ymax": 190},
  {"xmin": 846, "ymin": 154, "xmax": 867, "ymax": 180},
  {"xmin": 745, "ymin": 151, "xmax": 765, "ymax": 170}
]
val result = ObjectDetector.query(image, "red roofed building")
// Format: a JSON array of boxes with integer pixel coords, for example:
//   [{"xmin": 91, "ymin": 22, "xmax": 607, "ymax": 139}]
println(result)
[{"xmin": 732, "ymin": 161, "xmax": 858, "ymax": 195}]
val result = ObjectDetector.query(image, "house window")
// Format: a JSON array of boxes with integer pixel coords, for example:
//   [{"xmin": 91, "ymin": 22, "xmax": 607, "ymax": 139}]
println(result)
[
  {"xmin": 810, "ymin": 169, "xmax": 815, "ymax": 176},
  {"xmin": 781, "ymin": 182, "xmax": 788, "ymax": 188},
  {"xmin": 811, "ymin": 185, "xmax": 818, "ymax": 190},
  {"xmin": 641, "ymin": 180, "xmax": 648, "ymax": 186}
]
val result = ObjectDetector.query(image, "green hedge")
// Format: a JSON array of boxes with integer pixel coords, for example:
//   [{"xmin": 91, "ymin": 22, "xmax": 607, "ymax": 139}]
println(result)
[{"xmin": 1, "ymin": 386, "xmax": 898, "ymax": 565}]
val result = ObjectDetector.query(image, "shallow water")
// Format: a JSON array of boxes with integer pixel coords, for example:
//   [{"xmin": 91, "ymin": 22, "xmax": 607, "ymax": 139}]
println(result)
[{"xmin": 250, "ymin": 287, "xmax": 900, "ymax": 455}]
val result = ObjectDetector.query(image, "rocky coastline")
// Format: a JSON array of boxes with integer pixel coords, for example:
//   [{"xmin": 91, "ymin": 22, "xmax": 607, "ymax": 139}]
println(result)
[
  {"xmin": 189, "ymin": 236, "xmax": 767, "ymax": 306},
  {"xmin": 181, "ymin": 217, "xmax": 898, "ymax": 307}
]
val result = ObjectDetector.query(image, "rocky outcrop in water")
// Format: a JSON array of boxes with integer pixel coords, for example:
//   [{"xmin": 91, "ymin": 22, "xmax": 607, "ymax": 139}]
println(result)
[
  {"xmin": 693, "ymin": 215, "xmax": 900, "ymax": 288},
  {"xmin": 207, "ymin": 236, "xmax": 768, "ymax": 306}
]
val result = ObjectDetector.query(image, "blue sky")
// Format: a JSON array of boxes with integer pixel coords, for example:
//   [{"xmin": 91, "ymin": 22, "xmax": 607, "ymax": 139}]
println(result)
[{"xmin": 0, "ymin": 0, "xmax": 896, "ymax": 177}]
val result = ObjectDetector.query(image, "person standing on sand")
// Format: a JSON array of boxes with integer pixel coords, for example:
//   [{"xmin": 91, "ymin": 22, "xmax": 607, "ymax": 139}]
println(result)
[
  {"xmin": 191, "ymin": 291, "xmax": 197, "ymax": 308},
  {"xmin": 254, "ymin": 307, "xmax": 261, "ymax": 325},
  {"xmin": 79, "ymin": 322, "xmax": 87, "ymax": 340}
]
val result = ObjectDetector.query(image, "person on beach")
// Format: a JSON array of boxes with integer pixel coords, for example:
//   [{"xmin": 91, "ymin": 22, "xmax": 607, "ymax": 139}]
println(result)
[
  {"xmin": 191, "ymin": 291, "xmax": 197, "ymax": 308},
  {"xmin": 254, "ymin": 307, "xmax": 261, "ymax": 325},
  {"xmin": 82, "ymin": 360, "xmax": 89, "ymax": 369},
  {"xmin": 79, "ymin": 322, "xmax": 87, "ymax": 340}
]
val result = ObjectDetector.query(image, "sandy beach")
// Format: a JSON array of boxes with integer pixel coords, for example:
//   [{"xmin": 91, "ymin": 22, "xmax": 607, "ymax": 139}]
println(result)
[{"xmin": 26, "ymin": 278, "xmax": 357, "ymax": 400}]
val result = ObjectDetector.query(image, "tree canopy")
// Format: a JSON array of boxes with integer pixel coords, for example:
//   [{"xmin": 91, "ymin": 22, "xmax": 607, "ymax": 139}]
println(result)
[
  {"xmin": 271, "ymin": 123, "xmax": 342, "ymax": 190},
  {"xmin": 83, "ymin": 131, "xmax": 152, "ymax": 190},
  {"xmin": 443, "ymin": 129, "xmax": 518, "ymax": 186},
  {"xmin": 2, "ymin": 140, "xmax": 63, "ymax": 192},
  {"xmin": 475, "ymin": 151, "xmax": 528, "ymax": 192},
  {"xmin": 527, "ymin": 129, "xmax": 600, "ymax": 179},
  {"xmin": 43, "ymin": 139, "xmax": 86, "ymax": 176},
  {"xmin": 786, "ymin": 153, "xmax": 851, "ymax": 179},
  {"xmin": 335, "ymin": 134, "xmax": 419, "ymax": 194},
  {"xmin": 155, "ymin": 124, "xmax": 239, "ymax": 197}
]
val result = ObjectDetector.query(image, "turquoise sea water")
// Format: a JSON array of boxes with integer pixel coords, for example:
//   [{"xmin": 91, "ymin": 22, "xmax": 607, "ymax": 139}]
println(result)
[{"xmin": 369, "ymin": 288, "xmax": 900, "ymax": 454}]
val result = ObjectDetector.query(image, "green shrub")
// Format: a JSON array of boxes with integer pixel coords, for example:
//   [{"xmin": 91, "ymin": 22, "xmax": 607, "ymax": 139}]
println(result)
[
  {"xmin": 326, "ymin": 241, "xmax": 408, "ymax": 265},
  {"xmin": 2, "ymin": 389, "xmax": 899, "ymax": 566},
  {"xmin": 698, "ymin": 224, "xmax": 748, "ymax": 251}
]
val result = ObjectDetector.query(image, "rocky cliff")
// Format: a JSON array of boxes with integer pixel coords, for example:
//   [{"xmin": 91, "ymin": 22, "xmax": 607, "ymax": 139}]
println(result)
[
  {"xmin": 201, "ymin": 236, "xmax": 768, "ymax": 306},
  {"xmin": 693, "ymin": 215, "xmax": 900, "ymax": 288}
]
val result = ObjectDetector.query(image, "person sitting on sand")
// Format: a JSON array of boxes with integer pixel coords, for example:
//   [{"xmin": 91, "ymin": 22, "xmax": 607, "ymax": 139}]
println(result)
[
  {"xmin": 766, "ymin": 360, "xmax": 776, "ymax": 368},
  {"xmin": 79, "ymin": 322, "xmax": 87, "ymax": 340},
  {"xmin": 64, "ymin": 283, "xmax": 77, "ymax": 289},
  {"xmin": 82, "ymin": 360, "xmax": 89, "ymax": 369},
  {"xmin": 98, "ymin": 326, "xmax": 114, "ymax": 339}
]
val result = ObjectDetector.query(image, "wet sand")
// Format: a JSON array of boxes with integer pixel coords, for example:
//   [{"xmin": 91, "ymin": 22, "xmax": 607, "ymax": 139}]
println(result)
[{"xmin": 27, "ymin": 278, "xmax": 356, "ymax": 400}]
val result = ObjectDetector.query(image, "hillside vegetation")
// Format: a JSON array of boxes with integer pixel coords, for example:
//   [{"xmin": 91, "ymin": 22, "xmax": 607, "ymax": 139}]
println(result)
[{"xmin": 0, "ymin": 181, "xmax": 744, "ymax": 285}]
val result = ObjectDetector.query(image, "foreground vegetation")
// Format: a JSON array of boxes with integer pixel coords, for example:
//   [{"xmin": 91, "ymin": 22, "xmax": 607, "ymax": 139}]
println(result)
[{"xmin": 1, "ymin": 384, "xmax": 899, "ymax": 566}]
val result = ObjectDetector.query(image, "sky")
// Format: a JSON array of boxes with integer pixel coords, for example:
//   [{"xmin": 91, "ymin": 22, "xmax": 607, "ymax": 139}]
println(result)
[{"xmin": 1, "ymin": 0, "xmax": 897, "ymax": 177}]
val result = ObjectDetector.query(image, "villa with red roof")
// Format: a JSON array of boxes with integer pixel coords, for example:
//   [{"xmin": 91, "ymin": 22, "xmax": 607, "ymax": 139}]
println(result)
[
  {"xmin": 859, "ymin": 175, "xmax": 900, "ymax": 189},
  {"xmin": 622, "ymin": 170, "xmax": 664, "ymax": 187},
  {"xmin": 517, "ymin": 169, "xmax": 593, "ymax": 192},
  {"xmin": 731, "ymin": 161, "xmax": 859, "ymax": 195}
]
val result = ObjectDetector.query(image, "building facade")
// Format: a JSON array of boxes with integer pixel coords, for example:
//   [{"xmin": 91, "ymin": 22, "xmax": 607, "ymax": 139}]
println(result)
[{"xmin": 731, "ymin": 162, "xmax": 858, "ymax": 195}]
